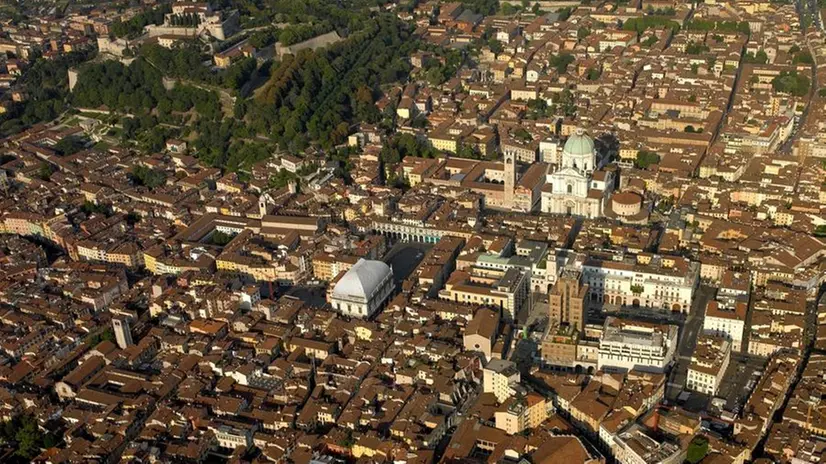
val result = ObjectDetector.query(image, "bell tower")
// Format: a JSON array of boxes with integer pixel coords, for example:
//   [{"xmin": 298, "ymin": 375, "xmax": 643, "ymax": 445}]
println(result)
[{"xmin": 504, "ymin": 154, "xmax": 516, "ymax": 210}]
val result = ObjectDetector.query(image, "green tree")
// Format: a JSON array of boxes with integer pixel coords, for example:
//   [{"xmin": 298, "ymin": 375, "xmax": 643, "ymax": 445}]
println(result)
[
  {"xmin": 249, "ymin": 17, "xmax": 417, "ymax": 149},
  {"xmin": 126, "ymin": 212, "xmax": 141, "ymax": 226},
  {"xmin": 380, "ymin": 133, "xmax": 438, "ymax": 165},
  {"xmin": 772, "ymin": 71, "xmax": 811, "ymax": 96},
  {"xmin": 211, "ymin": 231, "xmax": 237, "ymax": 245},
  {"xmin": 100, "ymin": 328, "xmax": 115, "ymax": 343},
  {"xmin": 129, "ymin": 165, "xmax": 168, "ymax": 189},
  {"xmin": 635, "ymin": 150, "xmax": 660, "ymax": 168},
  {"xmin": 249, "ymin": 28, "xmax": 278, "ymax": 48},
  {"xmin": 793, "ymin": 50, "xmax": 814, "ymax": 64},
  {"xmin": 501, "ymin": 3, "xmax": 518, "ymax": 14},
  {"xmin": 456, "ymin": 142, "xmax": 481, "ymax": 159},
  {"xmin": 743, "ymin": 49, "xmax": 768, "ymax": 64},
  {"xmin": 0, "ymin": 51, "xmax": 93, "ymax": 138},
  {"xmin": 623, "ymin": 16, "xmax": 680, "ymax": 33},
  {"xmin": 14, "ymin": 415, "xmax": 42, "ymax": 459},
  {"xmin": 53, "ymin": 135, "xmax": 87, "ymax": 156},
  {"xmin": 338, "ymin": 429, "xmax": 356, "ymax": 448},
  {"xmin": 549, "ymin": 53, "xmax": 575, "ymax": 73},
  {"xmin": 223, "ymin": 57, "xmax": 257, "ymax": 90},
  {"xmin": 488, "ymin": 38, "xmax": 504, "ymax": 55},
  {"xmin": 278, "ymin": 22, "xmax": 334, "ymax": 46},
  {"xmin": 586, "ymin": 67, "xmax": 601, "ymax": 80},
  {"xmin": 268, "ymin": 169, "xmax": 298, "ymax": 189},
  {"xmin": 514, "ymin": 127, "xmax": 532, "ymax": 141},
  {"xmin": 686, "ymin": 437, "xmax": 709, "ymax": 464},
  {"xmin": 110, "ymin": 4, "xmax": 171, "ymax": 39},
  {"xmin": 686, "ymin": 19, "xmax": 750, "ymax": 34},
  {"xmin": 526, "ymin": 98, "xmax": 551, "ymax": 119},
  {"xmin": 37, "ymin": 163, "xmax": 55, "ymax": 181},
  {"xmin": 0, "ymin": 414, "xmax": 53, "ymax": 460},
  {"xmin": 685, "ymin": 42, "xmax": 710, "ymax": 55},
  {"xmin": 461, "ymin": 0, "xmax": 499, "ymax": 15}
]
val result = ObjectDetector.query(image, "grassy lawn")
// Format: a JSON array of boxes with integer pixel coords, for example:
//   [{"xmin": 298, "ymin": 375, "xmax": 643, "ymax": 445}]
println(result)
[
  {"xmin": 77, "ymin": 112, "xmax": 104, "ymax": 120},
  {"xmin": 62, "ymin": 116, "xmax": 79, "ymax": 127}
]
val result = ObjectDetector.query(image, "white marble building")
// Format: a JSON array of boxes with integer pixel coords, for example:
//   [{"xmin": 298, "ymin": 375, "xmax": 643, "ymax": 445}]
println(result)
[
  {"xmin": 541, "ymin": 128, "xmax": 614, "ymax": 218},
  {"xmin": 330, "ymin": 259, "xmax": 395, "ymax": 319}
]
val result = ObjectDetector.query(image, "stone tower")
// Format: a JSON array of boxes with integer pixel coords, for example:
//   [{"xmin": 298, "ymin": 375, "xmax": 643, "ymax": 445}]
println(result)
[
  {"xmin": 548, "ymin": 269, "xmax": 588, "ymax": 332},
  {"xmin": 504, "ymin": 154, "xmax": 515, "ymax": 210},
  {"xmin": 258, "ymin": 193, "xmax": 272, "ymax": 217},
  {"xmin": 112, "ymin": 317, "xmax": 133, "ymax": 349}
]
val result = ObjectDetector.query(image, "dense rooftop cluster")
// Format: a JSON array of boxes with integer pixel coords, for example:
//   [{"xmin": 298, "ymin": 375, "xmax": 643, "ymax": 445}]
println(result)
[{"xmin": 1, "ymin": 0, "xmax": 826, "ymax": 463}]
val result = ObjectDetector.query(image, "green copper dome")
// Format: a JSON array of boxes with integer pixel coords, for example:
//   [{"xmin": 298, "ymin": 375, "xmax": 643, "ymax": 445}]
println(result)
[{"xmin": 563, "ymin": 128, "xmax": 595, "ymax": 156}]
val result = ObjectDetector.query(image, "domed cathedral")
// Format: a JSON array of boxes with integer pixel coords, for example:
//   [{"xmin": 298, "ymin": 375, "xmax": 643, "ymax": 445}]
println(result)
[{"xmin": 541, "ymin": 128, "xmax": 615, "ymax": 218}]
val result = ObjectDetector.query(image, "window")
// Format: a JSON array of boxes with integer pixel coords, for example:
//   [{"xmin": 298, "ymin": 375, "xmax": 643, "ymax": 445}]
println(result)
[{"xmin": 567, "ymin": 184, "xmax": 573, "ymax": 194}]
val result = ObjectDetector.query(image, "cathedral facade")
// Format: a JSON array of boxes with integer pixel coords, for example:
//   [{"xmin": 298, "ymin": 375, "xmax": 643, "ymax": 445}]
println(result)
[{"xmin": 541, "ymin": 128, "xmax": 614, "ymax": 218}]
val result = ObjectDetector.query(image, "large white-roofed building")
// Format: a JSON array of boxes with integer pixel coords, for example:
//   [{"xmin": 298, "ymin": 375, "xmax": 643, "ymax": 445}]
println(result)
[
  {"xmin": 598, "ymin": 317, "xmax": 678, "ymax": 374},
  {"xmin": 329, "ymin": 259, "xmax": 395, "ymax": 319}
]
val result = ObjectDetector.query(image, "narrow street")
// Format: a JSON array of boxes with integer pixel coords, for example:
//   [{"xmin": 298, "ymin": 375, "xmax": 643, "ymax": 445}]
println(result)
[
  {"xmin": 778, "ymin": 0, "xmax": 820, "ymax": 154},
  {"xmin": 665, "ymin": 285, "xmax": 714, "ymax": 402}
]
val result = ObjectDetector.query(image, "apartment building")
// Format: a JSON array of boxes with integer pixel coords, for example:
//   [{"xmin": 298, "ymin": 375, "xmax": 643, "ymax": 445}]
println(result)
[
  {"xmin": 483, "ymin": 359, "xmax": 522, "ymax": 403},
  {"xmin": 494, "ymin": 393, "xmax": 547, "ymax": 435},
  {"xmin": 703, "ymin": 300, "xmax": 747, "ymax": 352},
  {"xmin": 598, "ymin": 317, "xmax": 678, "ymax": 373},
  {"xmin": 686, "ymin": 335, "xmax": 731, "ymax": 396}
]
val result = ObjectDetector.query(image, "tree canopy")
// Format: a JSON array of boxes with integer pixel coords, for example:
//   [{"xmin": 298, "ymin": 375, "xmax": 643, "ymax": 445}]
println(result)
[
  {"xmin": 0, "ymin": 414, "xmax": 60, "ymax": 461},
  {"xmin": 249, "ymin": 16, "xmax": 415, "ymax": 150},
  {"xmin": 743, "ymin": 49, "xmax": 768, "ymax": 64},
  {"xmin": 53, "ymin": 135, "xmax": 88, "ymax": 156},
  {"xmin": 129, "ymin": 165, "xmax": 168, "ymax": 189},
  {"xmin": 635, "ymin": 150, "xmax": 660, "ymax": 168},
  {"xmin": 685, "ymin": 42, "xmax": 710, "ymax": 55},
  {"xmin": 549, "ymin": 53, "xmax": 575, "ymax": 73},
  {"xmin": 278, "ymin": 22, "xmax": 334, "ymax": 46},
  {"xmin": 685, "ymin": 19, "xmax": 750, "ymax": 34},
  {"xmin": 793, "ymin": 50, "xmax": 814, "ymax": 64},
  {"xmin": 110, "ymin": 3, "xmax": 171, "ymax": 39},
  {"xmin": 686, "ymin": 437, "xmax": 709, "ymax": 464},
  {"xmin": 380, "ymin": 133, "xmax": 438, "ymax": 165},
  {"xmin": 622, "ymin": 16, "xmax": 680, "ymax": 33},
  {"xmin": 772, "ymin": 71, "xmax": 811, "ymax": 96},
  {"xmin": 72, "ymin": 59, "xmax": 222, "ymax": 122},
  {"xmin": 0, "ymin": 51, "xmax": 92, "ymax": 136}
]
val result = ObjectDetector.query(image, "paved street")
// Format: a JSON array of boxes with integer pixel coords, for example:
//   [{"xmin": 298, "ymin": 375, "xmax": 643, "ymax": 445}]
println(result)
[
  {"xmin": 384, "ymin": 241, "xmax": 432, "ymax": 285},
  {"xmin": 666, "ymin": 285, "xmax": 715, "ymax": 402},
  {"xmin": 521, "ymin": 292, "xmax": 549, "ymax": 329},
  {"xmin": 717, "ymin": 353, "xmax": 766, "ymax": 412}
]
